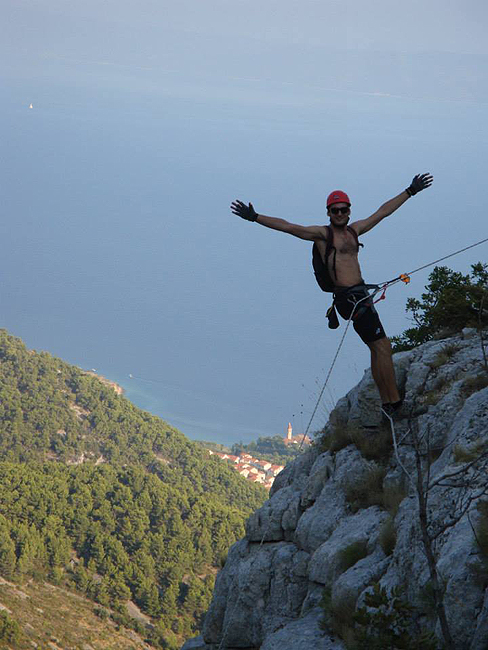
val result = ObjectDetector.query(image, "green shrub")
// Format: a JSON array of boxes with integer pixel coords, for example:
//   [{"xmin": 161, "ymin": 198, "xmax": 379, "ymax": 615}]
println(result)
[
  {"xmin": 321, "ymin": 583, "xmax": 438, "ymax": 650},
  {"xmin": 353, "ymin": 427, "xmax": 393, "ymax": 463},
  {"xmin": 345, "ymin": 466, "xmax": 387, "ymax": 513},
  {"xmin": 379, "ymin": 517, "xmax": 396, "ymax": 556},
  {"xmin": 352, "ymin": 584, "xmax": 438, "ymax": 650},
  {"xmin": 429, "ymin": 343, "xmax": 460, "ymax": 369},
  {"xmin": 320, "ymin": 425, "xmax": 355, "ymax": 454},
  {"xmin": 219, "ymin": 551, "xmax": 228, "ymax": 568},
  {"xmin": 320, "ymin": 588, "xmax": 357, "ymax": 643},
  {"xmin": 418, "ymin": 581, "xmax": 441, "ymax": 622},
  {"xmin": 453, "ymin": 439, "xmax": 486, "ymax": 463},
  {"xmin": 0, "ymin": 611, "xmax": 22, "ymax": 643},
  {"xmin": 391, "ymin": 263, "xmax": 488, "ymax": 352},
  {"xmin": 424, "ymin": 373, "xmax": 452, "ymax": 406},
  {"xmin": 94, "ymin": 606, "xmax": 108, "ymax": 620},
  {"xmin": 475, "ymin": 501, "xmax": 488, "ymax": 558},
  {"xmin": 468, "ymin": 501, "xmax": 488, "ymax": 589},
  {"xmin": 321, "ymin": 423, "xmax": 393, "ymax": 463},
  {"xmin": 382, "ymin": 482, "xmax": 407, "ymax": 516},
  {"xmin": 339, "ymin": 540, "xmax": 368, "ymax": 573},
  {"xmin": 468, "ymin": 557, "xmax": 488, "ymax": 589},
  {"xmin": 461, "ymin": 373, "xmax": 488, "ymax": 398},
  {"xmin": 424, "ymin": 389, "xmax": 442, "ymax": 406}
]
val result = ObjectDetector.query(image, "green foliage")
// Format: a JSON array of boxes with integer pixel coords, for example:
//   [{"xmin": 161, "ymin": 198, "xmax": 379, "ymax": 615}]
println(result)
[
  {"xmin": 423, "ymin": 374, "xmax": 450, "ymax": 408},
  {"xmin": 320, "ymin": 583, "xmax": 438, "ymax": 650},
  {"xmin": 392, "ymin": 263, "xmax": 488, "ymax": 352},
  {"xmin": 351, "ymin": 584, "xmax": 439, "ymax": 650},
  {"xmin": 353, "ymin": 428, "xmax": 393, "ymax": 463},
  {"xmin": 321, "ymin": 424, "xmax": 393, "ymax": 463},
  {"xmin": 382, "ymin": 483, "xmax": 408, "ymax": 516},
  {"xmin": 94, "ymin": 606, "xmax": 109, "ymax": 620},
  {"xmin": 379, "ymin": 516, "xmax": 396, "ymax": 556},
  {"xmin": 345, "ymin": 466, "xmax": 387, "ymax": 513},
  {"xmin": 418, "ymin": 581, "xmax": 440, "ymax": 622},
  {"xmin": 0, "ymin": 518, "xmax": 16, "ymax": 579},
  {"xmin": 339, "ymin": 540, "xmax": 368, "ymax": 573},
  {"xmin": 429, "ymin": 344, "xmax": 460, "ymax": 369},
  {"xmin": 475, "ymin": 500, "xmax": 488, "ymax": 558},
  {"xmin": 0, "ymin": 329, "xmax": 268, "ymax": 641},
  {"xmin": 320, "ymin": 588, "xmax": 358, "ymax": 644},
  {"xmin": 320, "ymin": 425, "xmax": 355, "ymax": 454},
  {"xmin": 453, "ymin": 439, "xmax": 487, "ymax": 464},
  {"xmin": 0, "ymin": 610, "xmax": 22, "ymax": 644},
  {"xmin": 231, "ymin": 435, "xmax": 300, "ymax": 465},
  {"xmin": 461, "ymin": 373, "xmax": 488, "ymax": 398}
]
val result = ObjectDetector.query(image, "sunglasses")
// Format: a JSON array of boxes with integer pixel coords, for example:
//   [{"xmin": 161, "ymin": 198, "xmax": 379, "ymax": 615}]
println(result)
[{"xmin": 329, "ymin": 206, "xmax": 350, "ymax": 215}]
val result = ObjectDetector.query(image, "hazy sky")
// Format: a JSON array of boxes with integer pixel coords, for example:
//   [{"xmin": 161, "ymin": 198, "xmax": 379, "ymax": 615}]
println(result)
[{"xmin": 2, "ymin": 1, "xmax": 488, "ymax": 444}]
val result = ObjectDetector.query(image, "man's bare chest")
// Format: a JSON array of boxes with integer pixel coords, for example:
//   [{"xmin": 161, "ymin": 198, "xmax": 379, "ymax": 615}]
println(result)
[{"xmin": 333, "ymin": 231, "xmax": 359, "ymax": 256}]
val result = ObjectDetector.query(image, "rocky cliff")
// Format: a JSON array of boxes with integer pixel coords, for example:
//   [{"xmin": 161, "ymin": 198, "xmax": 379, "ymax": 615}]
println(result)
[{"xmin": 183, "ymin": 328, "xmax": 488, "ymax": 650}]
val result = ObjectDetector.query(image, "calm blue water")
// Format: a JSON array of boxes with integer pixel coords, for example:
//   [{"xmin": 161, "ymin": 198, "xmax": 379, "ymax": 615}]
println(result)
[{"xmin": 3, "ymin": 78, "xmax": 487, "ymax": 446}]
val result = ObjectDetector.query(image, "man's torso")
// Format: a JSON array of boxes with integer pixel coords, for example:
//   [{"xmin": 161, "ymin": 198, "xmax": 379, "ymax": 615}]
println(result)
[{"xmin": 315, "ymin": 225, "xmax": 364, "ymax": 288}]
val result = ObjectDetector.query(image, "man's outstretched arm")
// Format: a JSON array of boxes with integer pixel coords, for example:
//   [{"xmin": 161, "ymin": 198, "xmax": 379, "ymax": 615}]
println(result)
[
  {"xmin": 352, "ymin": 173, "xmax": 433, "ymax": 236},
  {"xmin": 230, "ymin": 200, "xmax": 326, "ymax": 241}
]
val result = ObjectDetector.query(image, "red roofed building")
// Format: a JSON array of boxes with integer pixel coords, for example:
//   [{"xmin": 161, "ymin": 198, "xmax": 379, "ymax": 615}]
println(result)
[{"xmin": 283, "ymin": 422, "xmax": 311, "ymax": 447}]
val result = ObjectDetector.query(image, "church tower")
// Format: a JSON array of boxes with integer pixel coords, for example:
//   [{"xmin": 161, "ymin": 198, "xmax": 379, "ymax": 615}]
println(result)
[{"xmin": 287, "ymin": 422, "xmax": 292, "ymax": 441}]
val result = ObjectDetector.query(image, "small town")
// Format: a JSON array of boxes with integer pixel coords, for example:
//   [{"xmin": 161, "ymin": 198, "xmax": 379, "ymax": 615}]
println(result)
[
  {"xmin": 207, "ymin": 450, "xmax": 284, "ymax": 490},
  {"xmin": 207, "ymin": 423, "xmax": 311, "ymax": 490}
]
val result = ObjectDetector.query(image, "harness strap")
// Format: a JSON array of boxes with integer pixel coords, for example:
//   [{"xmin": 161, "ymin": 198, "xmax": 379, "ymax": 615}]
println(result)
[{"xmin": 330, "ymin": 283, "xmax": 382, "ymax": 324}]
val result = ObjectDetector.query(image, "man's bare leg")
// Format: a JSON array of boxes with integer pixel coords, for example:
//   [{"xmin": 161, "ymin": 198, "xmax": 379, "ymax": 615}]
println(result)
[{"xmin": 367, "ymin": 337, "xmax": 400, "ymax": 404}]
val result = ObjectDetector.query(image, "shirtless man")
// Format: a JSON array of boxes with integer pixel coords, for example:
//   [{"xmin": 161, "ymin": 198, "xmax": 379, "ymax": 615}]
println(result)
[{"xmin": 230, "ymin": 173, "xmax": 433, "ymax": 416}]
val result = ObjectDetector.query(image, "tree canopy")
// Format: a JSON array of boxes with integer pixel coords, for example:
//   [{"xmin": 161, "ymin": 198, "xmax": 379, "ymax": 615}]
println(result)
[
  {"xmin": 391, "ymin": 263, "xmax": 488, "ymax": 352},
  {"xmin": 0, "ymin": 330, "xmax": 266, "ymax": 647}
]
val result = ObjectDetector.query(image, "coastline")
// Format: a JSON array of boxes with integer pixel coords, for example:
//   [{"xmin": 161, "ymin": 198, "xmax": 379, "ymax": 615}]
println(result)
[{"xmin": 84, "ymin": 370, "xmax": 125, "ymax": 396}]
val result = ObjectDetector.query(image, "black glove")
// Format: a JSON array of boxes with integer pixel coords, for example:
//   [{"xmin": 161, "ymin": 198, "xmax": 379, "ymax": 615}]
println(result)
[
  {"xmin": 230, "ymin": 200, "xmax": 258, "ymax": 222},
  {"xmin": 406, "ymin": 173, "xmax": 433, "ymax": 197}
]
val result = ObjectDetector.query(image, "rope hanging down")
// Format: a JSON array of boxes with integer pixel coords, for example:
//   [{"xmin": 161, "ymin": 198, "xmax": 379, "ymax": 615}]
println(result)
[
  {"xmin": 299, "ymin": 234, "xmax": 488, "ymax": 448},
  {"xmin": 299, "ymin": 288, "xmax": 378, "ymax": 449}
]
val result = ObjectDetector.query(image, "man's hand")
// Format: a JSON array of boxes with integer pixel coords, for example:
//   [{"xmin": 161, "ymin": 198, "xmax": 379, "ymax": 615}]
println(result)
[
  {"xmin": 406, "ymin": 173, "xmax": 433, "ymax": 197},
  {"xmin": 231, "ymin": 200, "xmax": 258, "ymax": 222}
]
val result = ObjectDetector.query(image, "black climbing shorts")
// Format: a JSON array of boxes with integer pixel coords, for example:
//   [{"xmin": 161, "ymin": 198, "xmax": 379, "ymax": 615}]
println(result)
[{"xmin": 334, "ymin": 284, "xmax": 386, "ymax": 344}]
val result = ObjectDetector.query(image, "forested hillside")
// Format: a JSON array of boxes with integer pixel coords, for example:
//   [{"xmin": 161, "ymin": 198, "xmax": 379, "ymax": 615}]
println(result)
[{"xmin": 0, "ymin": 330, "xmax": 266, "ymax": 648}]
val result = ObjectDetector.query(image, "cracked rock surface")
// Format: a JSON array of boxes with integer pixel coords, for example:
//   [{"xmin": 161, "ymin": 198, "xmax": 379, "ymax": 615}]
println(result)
[{"xmin": 182, "ymin": 329, "xmax": 488, "ymax": 650}]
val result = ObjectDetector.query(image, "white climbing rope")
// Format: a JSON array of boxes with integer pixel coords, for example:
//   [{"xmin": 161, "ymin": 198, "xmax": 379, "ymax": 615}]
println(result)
[
  {"xmin": 299, "ymin": 286, "xmax": 386, "ymax": 448},
  {"xmin": 381, "ymin": 409, "xmax": 413, "ymax": 485}
]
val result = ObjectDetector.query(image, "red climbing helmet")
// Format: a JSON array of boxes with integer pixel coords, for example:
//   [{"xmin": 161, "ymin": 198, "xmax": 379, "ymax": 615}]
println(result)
[{"xmin": 326, "ymin": 190, "xmax": 351, "ymax": 208}]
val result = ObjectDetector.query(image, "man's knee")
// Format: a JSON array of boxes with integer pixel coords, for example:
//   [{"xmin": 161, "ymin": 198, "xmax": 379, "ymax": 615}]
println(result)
[{"xmin": 367, "ymin": 336, "xmax": 392, "ymax": 357}]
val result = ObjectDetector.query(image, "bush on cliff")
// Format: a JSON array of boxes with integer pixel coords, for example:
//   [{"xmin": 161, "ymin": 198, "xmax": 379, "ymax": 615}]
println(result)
[{"xmin": 391, "ymin": 262, "xmax": 488, "ymax": 352}]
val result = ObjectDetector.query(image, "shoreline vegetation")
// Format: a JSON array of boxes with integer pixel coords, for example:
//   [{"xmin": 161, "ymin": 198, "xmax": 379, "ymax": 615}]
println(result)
[{"xmin": 83, "ymin": 369, "xmax": 125, "ymax": 396}]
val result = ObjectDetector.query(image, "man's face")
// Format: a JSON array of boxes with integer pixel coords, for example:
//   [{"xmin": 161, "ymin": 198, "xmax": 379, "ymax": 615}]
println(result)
[{"xmin": 327, "ymin": 202, "xmax": 351, "ymax": 227}]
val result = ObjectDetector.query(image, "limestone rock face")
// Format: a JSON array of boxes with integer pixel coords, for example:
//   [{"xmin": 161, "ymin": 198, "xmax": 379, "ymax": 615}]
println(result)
[{"xmin": 182, "ymin": 330, "xmax": 488, "ymax": 650}]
